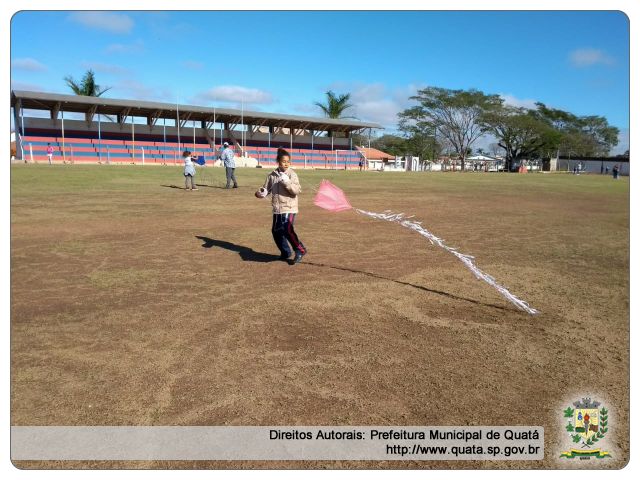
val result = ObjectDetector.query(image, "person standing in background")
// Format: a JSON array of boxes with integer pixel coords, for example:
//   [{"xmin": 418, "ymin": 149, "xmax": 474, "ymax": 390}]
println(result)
[
  {"xmin": 220, "ymin": 142, "xmax": 238, "ymax": 189},
  {"xmin": 183, "ymin": 150, "xmax": 198, "ymax": 191},
  {"xmin": 46, "ymin": 143, "xmax": 54, "ymax": 165}
]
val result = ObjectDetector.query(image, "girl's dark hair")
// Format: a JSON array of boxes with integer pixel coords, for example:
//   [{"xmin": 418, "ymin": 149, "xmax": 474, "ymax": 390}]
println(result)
[
  {"xmin": 183, "ymin": 150, "xmax": 191, "ymax": 157},
  {"xmin": 276, "ymin": 148, "xmax": 290, "ymax": 162}
]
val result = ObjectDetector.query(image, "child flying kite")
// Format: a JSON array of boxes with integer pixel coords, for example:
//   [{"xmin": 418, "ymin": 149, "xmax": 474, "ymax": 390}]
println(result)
[{"xmin": 255, "ymin": 148, "xmax": 307, "ymax": 264}]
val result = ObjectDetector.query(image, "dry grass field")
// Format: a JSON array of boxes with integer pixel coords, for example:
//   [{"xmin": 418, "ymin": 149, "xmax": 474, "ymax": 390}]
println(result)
[{"xmin": 10, "ymin": 164, "xmax": 629, "ymax": 469}]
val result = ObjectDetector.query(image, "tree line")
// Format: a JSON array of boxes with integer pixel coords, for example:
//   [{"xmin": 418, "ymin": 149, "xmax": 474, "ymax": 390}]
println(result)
[{"xmin": 369, "ymin": 87, "xmax": 621, "ymax": 171}]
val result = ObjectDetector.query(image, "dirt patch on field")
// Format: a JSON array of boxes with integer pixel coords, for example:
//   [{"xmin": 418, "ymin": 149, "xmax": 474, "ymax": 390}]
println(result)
[{"xmin": 11, "ymin": 167, "xmax": 629, "ymax": 469}]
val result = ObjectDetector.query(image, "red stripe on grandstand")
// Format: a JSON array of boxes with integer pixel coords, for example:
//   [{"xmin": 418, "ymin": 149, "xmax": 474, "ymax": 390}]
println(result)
[
  {"xmin": 23, "ymin": 136, "xmax": 58, "ymax": 143},
  {"xmin": 95, "ymin": 139, "xmax": 126, "ymax": 145}
]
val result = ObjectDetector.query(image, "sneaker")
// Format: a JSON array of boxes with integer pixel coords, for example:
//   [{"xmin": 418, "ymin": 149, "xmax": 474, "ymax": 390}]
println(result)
[
  {"xmin": 279, "ymin": 253, "xmax": 291, "ymax": 261},
  {"xmin": 233, "ymin": 185, "xmax": 238, "ymax": 189},
  {"xmin": 192, "ymin": 188, "xmax": 199, "ymax": 191},
  {"xmin": 293, "ymin": 251, "xmax": 306, "ymax": 264}
]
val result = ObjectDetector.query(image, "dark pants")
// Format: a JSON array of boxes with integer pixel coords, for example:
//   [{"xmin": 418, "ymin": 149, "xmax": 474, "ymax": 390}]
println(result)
[
  {"xmin": 225, "ymin": 167, "xmax": 237, "ymax": 187},
  {"xmin": 272, "ymin": 213, "xmax": 306, "ymax": 257}
]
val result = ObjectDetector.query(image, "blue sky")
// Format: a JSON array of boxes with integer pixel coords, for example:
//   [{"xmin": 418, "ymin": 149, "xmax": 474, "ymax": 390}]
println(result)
[{"xmin": 11, "ymin": 10, "xmax": 630, "ymax": 152}]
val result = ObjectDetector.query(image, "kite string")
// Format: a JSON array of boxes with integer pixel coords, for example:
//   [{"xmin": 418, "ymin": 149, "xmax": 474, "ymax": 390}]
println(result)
[{"xmin": 355, "ymin": 209, "xmax": 539, "ymax": 315}]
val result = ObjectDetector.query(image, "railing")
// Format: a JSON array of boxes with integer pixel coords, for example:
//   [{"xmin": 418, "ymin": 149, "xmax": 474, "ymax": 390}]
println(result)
[{"xmin": 19, "ymin": 135, "xmax": 363, "ymax": 168}]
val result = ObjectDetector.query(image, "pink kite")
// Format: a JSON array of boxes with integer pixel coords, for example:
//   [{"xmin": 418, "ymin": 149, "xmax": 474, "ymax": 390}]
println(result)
[
  {"xmin": 313, "ymin": 179, "xmax": 353, "ymax": 212},
  {"xmin": 311, "ymin": 179, "xmax": 538, "ymax": 315}
]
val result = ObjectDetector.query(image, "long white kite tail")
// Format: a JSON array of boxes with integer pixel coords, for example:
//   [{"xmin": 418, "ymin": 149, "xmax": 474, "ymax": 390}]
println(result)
[{"xmin": 355, "ymin": 209, "xmax": 539, "ymax": 315}]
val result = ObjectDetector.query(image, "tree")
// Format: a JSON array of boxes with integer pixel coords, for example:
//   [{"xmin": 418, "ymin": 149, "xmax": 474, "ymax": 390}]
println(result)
[
  {"xmin": 481, "ymin": 105, "xmax": 558, "ymax": 170},
  {"xmin": 533, "ymin": 103, "xmax": 619, "ymax": 157},
  {"xmin": 406, "ymin": 132, "xmax": 441, "ymax": 164},
  {"xmin": 398, "ymin": 87, "xmax": 502, "ymax": 170},
  {"xmin": 369, "ymin": 132, "xmax": 442, "ymax": 165},
  {"xmin": 487, "ymin": 142, "xmax": 501, "ymax": 157},
  {"xmin": 314, "ymin": 90, "xmax": 353, "ymax": 118},
  {"xmin": 578, "ymin": 115, "xmax": 619, "ymax": 156},
  {"xmin": 314, "ymin": 91, "xmax": 353, "ymax": 138},
  {"xmin": 371, "ymin": 134, "xmax": 410, "ymax": 156},
  {"xmin": 64, "ymin": 69, "xmax": 111, "ymax": 97}
]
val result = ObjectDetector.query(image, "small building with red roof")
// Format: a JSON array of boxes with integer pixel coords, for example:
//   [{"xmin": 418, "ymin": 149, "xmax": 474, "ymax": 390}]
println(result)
[{"xmin": 356, "ymin": 146, "xmax": 398, "ymax": 171}]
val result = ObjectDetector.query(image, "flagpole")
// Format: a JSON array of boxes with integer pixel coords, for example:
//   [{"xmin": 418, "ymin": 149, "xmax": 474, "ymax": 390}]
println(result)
[
  {"xmin": 241, "ymin": 99, "xmax": 244, "ymax": 155},
  {"xmin": 98, "ymin": 113, "xmax": 102, "ymax": 163},
  {"xmin": 176, "ymin": 95, "xmax": 181, "ymax": 153},
  {"xmin": 61, "ymin": 109, "xmax": 66, "ymax": 163}
]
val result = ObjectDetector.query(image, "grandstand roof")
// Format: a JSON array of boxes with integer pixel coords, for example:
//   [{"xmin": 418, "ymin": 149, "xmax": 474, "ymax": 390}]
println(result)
[{"xmin": 11, "ymin": 90, "xmax": 383, "ymax": 133}]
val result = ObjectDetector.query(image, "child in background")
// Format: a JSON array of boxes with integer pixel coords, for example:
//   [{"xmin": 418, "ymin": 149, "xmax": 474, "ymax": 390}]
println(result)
[
  {"xmin": 46, "ymin": 143, "xmax": 54, "ymax": 165},
  {"xmin": 255, "ymin": 148, "xmax": 307, "ymax": 264},
  {"xmin": 183, "ymin": 150, "xmax": 198, "ymax": 191}
]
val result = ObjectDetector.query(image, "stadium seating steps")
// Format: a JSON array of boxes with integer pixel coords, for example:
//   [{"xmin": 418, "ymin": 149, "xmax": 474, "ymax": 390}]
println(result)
[{"xmin": 21, "ymin": 135, "xmax": 364, "ymax": 168}]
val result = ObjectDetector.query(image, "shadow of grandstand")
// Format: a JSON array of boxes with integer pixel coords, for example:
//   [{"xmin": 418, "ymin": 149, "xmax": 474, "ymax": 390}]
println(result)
[
  {"xmin": 195, "ymin": 236, "xmax": 281, "ymax": 263},
  {"xmin": 303, "ymin": 261, "xmax": 517, "ymax": 313}
]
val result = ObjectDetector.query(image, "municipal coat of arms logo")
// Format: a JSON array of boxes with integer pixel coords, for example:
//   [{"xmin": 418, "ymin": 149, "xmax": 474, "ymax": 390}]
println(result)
[{"xmin": 561, "ymin": 397, "xmax": 611, "ymax": 459}]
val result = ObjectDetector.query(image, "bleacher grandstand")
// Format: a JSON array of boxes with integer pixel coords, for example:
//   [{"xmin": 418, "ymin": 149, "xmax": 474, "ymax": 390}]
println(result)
[{"xmin": 11, "ymin": 90, "xmax": 381, "ymax": 169}]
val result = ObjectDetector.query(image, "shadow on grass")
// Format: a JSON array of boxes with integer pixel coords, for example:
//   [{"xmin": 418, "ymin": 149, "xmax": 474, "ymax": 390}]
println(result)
[
  {"xmin": 195, "ymin": 236, "xmax": 517, "ymax": 312},
  {"xmin": 195, "ymin": 183, "xmax": 228, "ymax": 189},
  {"xmin": 195, "ymin": 236, "xmax": 281, "ymax": 263},
  {"xmin": 161, "ymin": 184, "xmax": 235, "ymax": 190},
  {"xmin": 303, "ymin": 261, "xmax": 517, "ymax": 313}
]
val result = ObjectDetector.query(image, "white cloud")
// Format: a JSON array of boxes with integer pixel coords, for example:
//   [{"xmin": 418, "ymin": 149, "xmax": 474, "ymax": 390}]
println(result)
[
  {"xmin": 181, "ymin": 60, "xmax": 204, "ymax": 70},
  {"xmin": 11, "ymin": 58, "xmax": 47, "ymax": 72},
  {"xmin": 11, "ymin": 81, "xmax": 48, "ymax": 92},
  {"xmin": 81, "ymin": 61, "xmax": 131, "ymax": 76},
  {"xmin": 113, "ymin": 79, "xmax": 171, "ymax": 102},
  {"xmin": 105, "ymin": 40, "xmax": 144, "ymax": 55},
  {"xmin": 319, "ymin": 82, "xmax": 421, "ymax": 128},
  {"xmin": 147, "ymin": 13, "xmax": 198, "ymax": 38},
  {"xmin": 69, "ymin": 12, "xmax": 134, "ymax": 34},
  {"xmin": 499, "ymin": 93, "xmax": 538, "ymax": 110},
  {"xmin": 352, "ymin": 98, "xmax": 401, "ymax": 126},
  {"xmin": 291, "ymin": 103, "xmax": 319, "ymax": 114},
  {"xmin": 195, "ymin": 85, "xmax": 274, "ymax": 105},
  {"xmin": 350, "ymin": 83, "xmax": 386, "ymax": 103},
  {"xmin": 569, "ymin": 48, "xmax": 615, "ymax": 67}
]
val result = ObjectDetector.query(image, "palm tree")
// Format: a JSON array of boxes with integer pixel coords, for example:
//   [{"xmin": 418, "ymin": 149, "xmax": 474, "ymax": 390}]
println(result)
[
  {"xmin": 64, "ymin": 69, "xmax": 111, "ymax": 97},
  {"xmin": 314, "ymin": 90, "xmax": 354, "ymax": 138},
  {"xmin": 314, "ymin": 90, "xmax": 353, "ymax": 118},
  {"xmin": 64, "ymin": 69, "xmax": 114, "ymax": 154}
]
